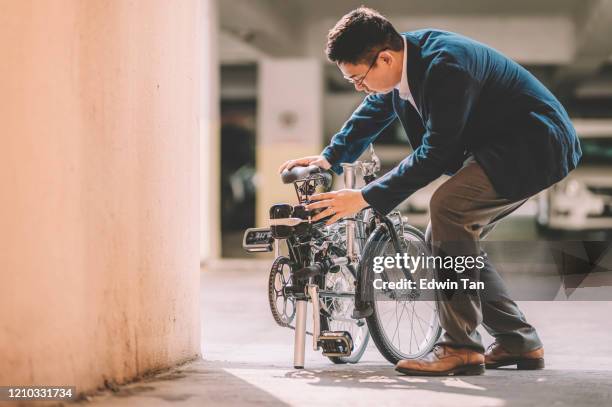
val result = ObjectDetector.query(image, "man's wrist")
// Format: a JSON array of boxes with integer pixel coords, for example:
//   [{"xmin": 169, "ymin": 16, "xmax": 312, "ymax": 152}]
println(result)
[
  {"xmin": 320, "ymin": 147, "xmax": 337, "ymax": 167},
  {"xmin": 321, "ymin": 147, "xmax": 345, "ymax": 175},
  {"xmin": 361, "ymin": 182, "xmax": 395, "ymax": 215},
  {"xmin": 359, "ymin": 189, "xmax": 372, "ymax": 209},
  {"xmin": 318, "ymin": 156, "xmax": 332, "ymax": 170}
]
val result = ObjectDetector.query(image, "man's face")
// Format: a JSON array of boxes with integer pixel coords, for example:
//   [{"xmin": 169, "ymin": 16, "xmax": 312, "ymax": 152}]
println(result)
[{"xmin": 338, "ymin": 50, "xmax": 402, "ymax": 94}]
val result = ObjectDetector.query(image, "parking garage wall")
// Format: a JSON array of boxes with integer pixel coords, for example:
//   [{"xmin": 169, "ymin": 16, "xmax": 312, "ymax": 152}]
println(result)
[{"xmin": 0, "ymin": 0, "xmax": 201, "ymax": 393}]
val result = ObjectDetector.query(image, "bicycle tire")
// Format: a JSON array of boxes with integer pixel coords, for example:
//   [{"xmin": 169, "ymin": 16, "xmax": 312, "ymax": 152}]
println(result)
[
  {"xmin": 320, "ymin": 247, "xmax": 369, "ymax": 364},
  {"xmin": 363, "ymin": 224, "xmax": 442, "ymax": 365}
]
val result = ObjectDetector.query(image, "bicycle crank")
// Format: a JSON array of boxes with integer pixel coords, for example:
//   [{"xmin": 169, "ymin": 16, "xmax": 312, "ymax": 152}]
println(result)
[{"xmin": 307, "ymin": 284, "xmax": 353, "ymax": 358}]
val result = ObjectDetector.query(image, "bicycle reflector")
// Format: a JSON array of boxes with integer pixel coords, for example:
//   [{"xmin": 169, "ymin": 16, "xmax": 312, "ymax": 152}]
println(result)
[
  {"xmin": 242, "ymin": 227, "xmax": 273, "ymax": 252},
  {"xmin": 270, "ymin": 204, "xmax": 294, "ymax": 239}
]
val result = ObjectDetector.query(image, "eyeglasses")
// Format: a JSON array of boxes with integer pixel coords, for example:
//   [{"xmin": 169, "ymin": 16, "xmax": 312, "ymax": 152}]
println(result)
[{"xmin": 345, "ymin": 48, "xmax": 388, "ymax": 88}]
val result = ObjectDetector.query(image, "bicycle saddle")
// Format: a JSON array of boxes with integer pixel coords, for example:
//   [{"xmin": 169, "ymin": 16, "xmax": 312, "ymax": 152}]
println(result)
[{"xmin": 281, "ymin": 165, "xmax": 332, "ymax": 188}]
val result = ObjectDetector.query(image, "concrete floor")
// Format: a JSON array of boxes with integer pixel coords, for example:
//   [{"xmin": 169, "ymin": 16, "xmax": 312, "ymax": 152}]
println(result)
[{"xmin": 81, "ymin": 260, "xmax": 612, "ymax": 407}]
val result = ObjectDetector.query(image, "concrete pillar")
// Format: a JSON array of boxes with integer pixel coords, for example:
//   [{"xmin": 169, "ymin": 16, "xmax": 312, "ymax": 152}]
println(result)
[
  {"xmin": 201, "ymin": 0, "xmax": 221, "ymax": 261},
  {"xmin": 0, "ymin": 0, "xmax": 201, "ymax": 393},
  {"xmin": 256, "ymin": 59, "xmax": 323, "ymax": 226}
]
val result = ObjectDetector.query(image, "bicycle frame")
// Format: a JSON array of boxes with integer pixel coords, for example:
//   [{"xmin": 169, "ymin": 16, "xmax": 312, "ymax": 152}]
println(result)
[
  {"xmin": 292, "ymin": 159, "xmax": 378, "ymax": 368},
  {"xmin": 243, "ymin": 145, "xmax": 420, "ymax": 369}
]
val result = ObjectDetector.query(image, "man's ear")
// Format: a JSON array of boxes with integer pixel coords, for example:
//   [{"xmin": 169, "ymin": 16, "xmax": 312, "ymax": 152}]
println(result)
[{"xmin": 379, "ymin": 51, "xmax": 394, "ymax": 66}]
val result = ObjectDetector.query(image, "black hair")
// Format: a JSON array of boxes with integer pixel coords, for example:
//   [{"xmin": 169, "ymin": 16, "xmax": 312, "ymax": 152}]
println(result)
[{"xmin": 326, "ymin": 7, "xmax": 403, "ymax": 65}]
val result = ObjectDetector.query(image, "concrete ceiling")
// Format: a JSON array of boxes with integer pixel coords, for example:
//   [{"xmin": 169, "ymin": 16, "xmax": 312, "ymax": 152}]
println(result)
[
  {"xmin": 281, "ymin": 0, "xmax": 594, "ymax": 19},
  {"xmin": 220, "ymin": 0, "xmax": 605, "ymax": 61},
  {"xmin": 219, "ymin": 0, "xmax": 612, "ymax": 102}
]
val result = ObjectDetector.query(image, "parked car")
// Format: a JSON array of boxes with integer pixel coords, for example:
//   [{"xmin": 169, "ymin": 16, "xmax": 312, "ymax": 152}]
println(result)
[{"xmin": 537, "ymin": 119, "xmax": 612, "ymax": 231}]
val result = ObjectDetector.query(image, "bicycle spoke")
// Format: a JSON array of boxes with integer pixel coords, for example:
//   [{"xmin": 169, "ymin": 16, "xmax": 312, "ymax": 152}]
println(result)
[
  {"xmin": 391, "ymin": 300, "xmax": 409, "ymax": 348},
  {"xmin": 414, "ymin": 303, "xmax": 427, "ymax": 347},
  {"xmin": 414, "ymin": 308, "xmax": 435, "ymax": 328}
]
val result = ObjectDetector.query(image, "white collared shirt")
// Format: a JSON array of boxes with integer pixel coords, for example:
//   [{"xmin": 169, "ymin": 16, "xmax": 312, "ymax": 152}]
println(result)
[{"xmin": 395, "ymin": 37, "xmax": 420, "ymax": 115}]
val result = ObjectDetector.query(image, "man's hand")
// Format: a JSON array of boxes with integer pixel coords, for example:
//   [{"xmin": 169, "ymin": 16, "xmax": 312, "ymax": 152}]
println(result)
[
  {"xmin": 305, "ymin": 189, "xmax": 369, "ymax": 225},
  {"xmin": 278, "ymin": 155, "xmax": 331, "ymax": 173}
]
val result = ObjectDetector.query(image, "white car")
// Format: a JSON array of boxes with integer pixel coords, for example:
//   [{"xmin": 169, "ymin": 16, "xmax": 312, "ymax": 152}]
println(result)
[{"xmin": 537, "ymin": 119, "xmax": 612, "ymax": 231}]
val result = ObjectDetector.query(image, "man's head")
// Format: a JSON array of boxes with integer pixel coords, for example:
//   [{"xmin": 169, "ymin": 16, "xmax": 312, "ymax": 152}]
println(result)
[{"xmin": 326, "ymin": 7, "xmax": 404, "ymax": 94}]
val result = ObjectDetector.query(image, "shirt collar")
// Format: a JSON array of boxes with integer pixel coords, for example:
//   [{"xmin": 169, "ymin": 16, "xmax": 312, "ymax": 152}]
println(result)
[{"xmin": 394, "ymin": 36, "xmax": 410, "ymax": 100}]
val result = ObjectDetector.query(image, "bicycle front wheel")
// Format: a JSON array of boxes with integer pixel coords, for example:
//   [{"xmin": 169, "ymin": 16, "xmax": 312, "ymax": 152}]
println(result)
[{"xmin": 363, "ymin": 224, "xmax": 441, "ymax": 364}]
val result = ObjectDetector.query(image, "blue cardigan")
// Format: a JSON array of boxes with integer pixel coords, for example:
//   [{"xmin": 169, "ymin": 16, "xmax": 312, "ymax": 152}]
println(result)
[{"xmin": 322, "ymin": 30, "xmax": 582, "ymax": 215}]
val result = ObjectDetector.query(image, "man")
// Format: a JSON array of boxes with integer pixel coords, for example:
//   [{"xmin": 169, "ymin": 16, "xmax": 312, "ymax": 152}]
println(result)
[{"xmin": 278, "ymin": 7, "xmax": 581, "ymax": 375}]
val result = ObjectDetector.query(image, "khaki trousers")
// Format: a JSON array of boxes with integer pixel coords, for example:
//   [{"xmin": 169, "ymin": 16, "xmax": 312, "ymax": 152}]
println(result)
[{"xmin": 425, "ymin": 156, "xmax": 542, "ymax": 353}]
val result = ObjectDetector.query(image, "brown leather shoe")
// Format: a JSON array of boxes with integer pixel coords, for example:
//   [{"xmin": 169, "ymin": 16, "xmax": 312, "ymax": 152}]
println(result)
[
  {"xmin": 395, "ymin": 345, "xmax": 485, "ymax": 376},
  {"xmin": 485, "ymin": 342, "xmax": 545, "ymax": 370}
]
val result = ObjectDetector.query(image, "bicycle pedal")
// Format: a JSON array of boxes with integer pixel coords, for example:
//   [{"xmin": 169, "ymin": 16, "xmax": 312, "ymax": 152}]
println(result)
[{"xmin": 318, "ymin": 331, "xmax": 353, "ymax": 357}]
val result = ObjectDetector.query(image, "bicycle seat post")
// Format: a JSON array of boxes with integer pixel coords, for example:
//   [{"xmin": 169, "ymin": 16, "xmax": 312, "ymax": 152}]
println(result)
[{"xmin": 341, "ymin": 163, "xmax": 360, "ymax": 262}]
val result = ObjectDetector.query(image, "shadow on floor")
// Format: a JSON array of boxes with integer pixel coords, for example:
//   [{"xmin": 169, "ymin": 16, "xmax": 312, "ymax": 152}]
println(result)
[
  {"xmin": 271, "ymin": 363, "xmax": 612, "ymax": 406},
  {"xmin": 81, "ymin": 357, "xmax": 612, "ymax": 406}
]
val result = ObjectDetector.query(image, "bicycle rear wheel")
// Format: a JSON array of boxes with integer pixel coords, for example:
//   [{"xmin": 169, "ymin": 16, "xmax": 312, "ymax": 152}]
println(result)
[{"xmin": 364, "ymin": 224, "xmax": 441, "ymax": 364}]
